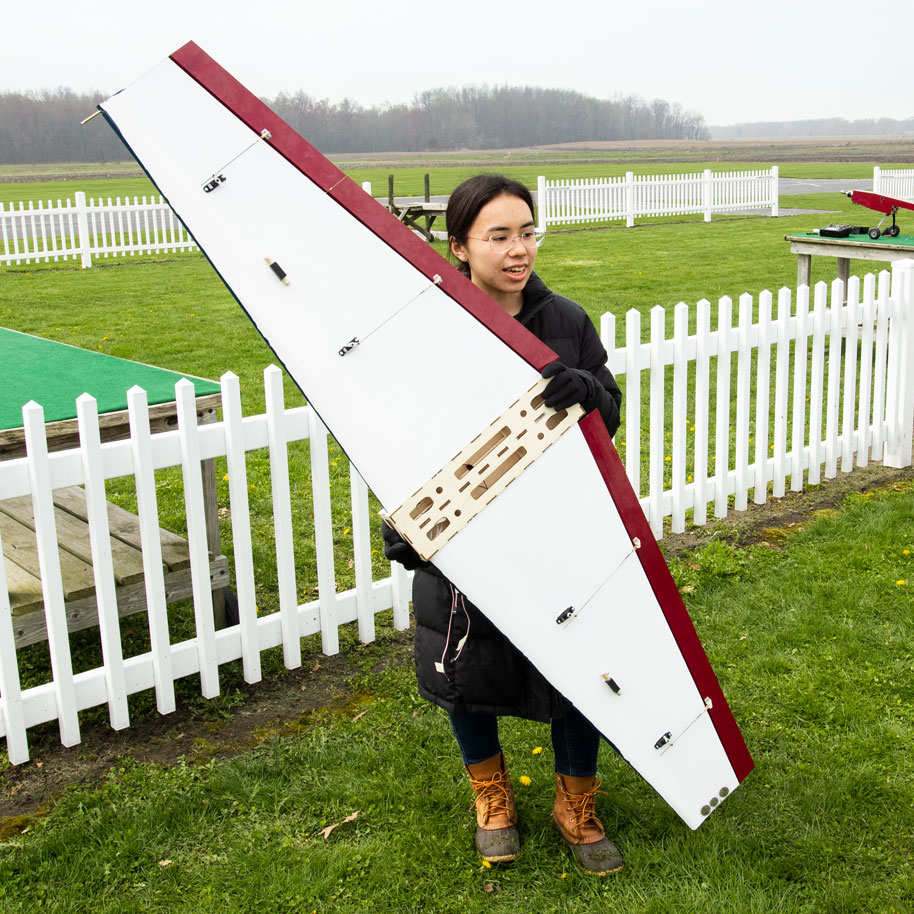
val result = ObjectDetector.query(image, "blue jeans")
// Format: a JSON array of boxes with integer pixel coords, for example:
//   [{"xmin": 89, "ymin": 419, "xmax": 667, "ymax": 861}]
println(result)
[{"xmin": 450, "ymin": 709, "xmax": 601, "ymax": 777}]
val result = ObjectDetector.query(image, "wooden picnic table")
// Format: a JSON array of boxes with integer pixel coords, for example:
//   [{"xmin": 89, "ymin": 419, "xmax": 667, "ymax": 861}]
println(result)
[
  {"xmin": 0, "ymin": 328, "xmax": 229, "ymax": 647},
  {"xmin": 388, "ymin": 200, "xmax": 447, "ymax": 242}
]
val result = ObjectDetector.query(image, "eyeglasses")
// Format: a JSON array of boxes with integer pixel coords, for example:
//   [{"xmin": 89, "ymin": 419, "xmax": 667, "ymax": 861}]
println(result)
[{"xmin": 467, "ymin": 230, "xmax": 546, "ymax": 253}]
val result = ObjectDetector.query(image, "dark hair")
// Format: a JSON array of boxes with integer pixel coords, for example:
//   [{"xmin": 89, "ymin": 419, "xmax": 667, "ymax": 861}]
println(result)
[{"xmin": 446, "ymin": 174, "xmax": 536, "ymax": 276}]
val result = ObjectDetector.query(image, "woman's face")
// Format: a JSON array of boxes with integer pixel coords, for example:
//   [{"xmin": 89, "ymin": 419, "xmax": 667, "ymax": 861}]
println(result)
[{"xmin": 450, "ymin": 193, "xmax": 538, "ymax": 314}]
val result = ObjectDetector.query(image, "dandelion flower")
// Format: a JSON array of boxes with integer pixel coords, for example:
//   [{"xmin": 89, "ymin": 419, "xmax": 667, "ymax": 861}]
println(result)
[
  {"xmin": 904, "ymin": 549, "xmax": 911, "ymax": 556},
  {"xmin": 343, "ymin": 527, "xmax": 350, "ymax": 535},
  {"xmin": 519, "ymin": 775, "xmax": 532, "ymax": 786},
  {"xmin": 482, "ymin": 860, "xmax": 491, "ymax": 869},
  {"xmin": 897, "ymin": 580, "xmax": 907, "ymax": 586},
  {"xmin": 560, "ymin": 872, "xmax": 568, "ymax": 879},
  {"xmin": 532, "ymin": 746, "xmax": 543, "ymax": 755}
]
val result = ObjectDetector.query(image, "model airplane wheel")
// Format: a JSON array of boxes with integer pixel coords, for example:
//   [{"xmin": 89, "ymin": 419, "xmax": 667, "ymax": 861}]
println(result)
[
  {"xmin": 885, "ymin": 225, "xmax": 900, "ymax": 237},
  {"xmin": 869, "ymin": 227, "xmax": 882, "ymax": 240}
]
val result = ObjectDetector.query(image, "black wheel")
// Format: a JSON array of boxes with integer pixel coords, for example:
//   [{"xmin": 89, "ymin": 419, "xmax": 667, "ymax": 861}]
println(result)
[
  {"xmin": 868, "ymin": 227, "xmax": 881, "ymax": 240},
  {"xmin": 886, "ymin": 225, "xmax": 900, "ymax": 237}
]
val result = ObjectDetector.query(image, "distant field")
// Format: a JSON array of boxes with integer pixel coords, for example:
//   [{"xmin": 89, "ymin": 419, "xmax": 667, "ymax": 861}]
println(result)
[{"xmin": 0, "ymin": 137, "xmax": 910, "ymax": 204}]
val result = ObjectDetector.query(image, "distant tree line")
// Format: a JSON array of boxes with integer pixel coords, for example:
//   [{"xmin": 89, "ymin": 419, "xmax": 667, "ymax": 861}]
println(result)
[
  {"xmin": 0, "ymin": 85, "xmax": 708, "ymax": 163},
  {"xmin": 710, "ymin": 117, "xmax": 914, "ymax": 139},
  {"xmin": 268, "ymin": 87, "xmax": 709, "ymax": 153},
  {"xmin": 0, "ymin": 89, "xmax": 124, "ymax": 164}
]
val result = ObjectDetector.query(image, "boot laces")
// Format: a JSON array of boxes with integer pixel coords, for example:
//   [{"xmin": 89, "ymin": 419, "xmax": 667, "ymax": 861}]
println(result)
[
  {"xmin": 469, "ymin": 769, "xmax": 513, "ymax": 823},
  {"xmin": 565, "ymin": 778, "xmax": 606, "ymax": 831}
]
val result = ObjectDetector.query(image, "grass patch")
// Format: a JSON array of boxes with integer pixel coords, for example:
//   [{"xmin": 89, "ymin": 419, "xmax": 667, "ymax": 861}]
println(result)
[{"xmin": 1, "ymin": 482, "xmax": 912, "ymax": 912}]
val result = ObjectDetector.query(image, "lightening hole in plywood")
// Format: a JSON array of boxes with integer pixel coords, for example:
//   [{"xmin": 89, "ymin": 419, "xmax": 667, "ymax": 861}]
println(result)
[
  {"xmin": 436, "ymin": 486, "xmax": 443, "ymax": 494},
  {"xmin": 516, "ymin": 429, "xmax": 527, "ymax": 440},
  {"xmin": 418, "ymin": 517, "xmax": 430, "ymax": 529},
  {"xmin": 459, "ymin": 482, "xmax": 470, "ymax": 493},
  {"xmin": 709, "ymin": 797, "xmax": 719, "ymax": 807},
  {"xmin": 454, "ymin": 509, "xmax": 462, "ymax": 517},
  {"xmin": 546, "ymin": 409, "xmax": 568, "ymax": 430},
  {"xmin": 531, "ymin": 394, "xmax": 545, "ymax": 409},
  {"xmin": 520, "ymin": 409, "xmax": 527, "ymax": 417},
  {"xmin": 701, "ymin": 804, "xmax": 711, "ymax": 816},
  {"xmin": 455, "ymin": 426, "xmax": 511, "ymax": 479},
  {"xmin": 497, "ymin": 446, "xmax": 509, "ymax": 457},
  {"xmin": 470, "ymin": 447, "xmax": 527, "ymax": 499},
  {"xmin": 426, "ymin": 517, "xmax": 450, "ymax": 541},
  {"xmin": 410, "ymin": 496, "xmax": 434, "ymax": 520},
  {"xmin": 719, "ymin": 787, "xmax": 730, "ymax": 798},
  {"xmin": 537, "ymin": 432, "xmax": 544, "ymax": 440},
  {"xmin": 438, "ymin": 499, "xmax": 451, "ymax": 511}
]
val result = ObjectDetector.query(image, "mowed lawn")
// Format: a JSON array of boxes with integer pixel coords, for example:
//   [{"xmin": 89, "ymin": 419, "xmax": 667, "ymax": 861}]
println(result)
[
  {"xmin": 0, "ymin": 175, "xmax": 913, "ymax": 911},
  {"xmin": 0, "ymin": 480, "xmax": 911, "ymax": 913}
]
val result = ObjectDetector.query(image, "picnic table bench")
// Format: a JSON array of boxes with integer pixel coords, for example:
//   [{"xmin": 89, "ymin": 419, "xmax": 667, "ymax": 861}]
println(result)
[
  {"xmin": 0, "ymin": 328, "xmax": 229, "ymax": 648},
  {"xmin": 2, "ymin": 484, "xmax": 229, "ymax": 647}
]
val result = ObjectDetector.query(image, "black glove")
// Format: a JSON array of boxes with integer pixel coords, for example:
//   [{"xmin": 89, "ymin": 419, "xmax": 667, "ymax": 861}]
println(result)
[
  {"xmin": 381, "ymin": 521, "xmax": 428, "ymax": 571},
  {"xmin": 541, "ymin": 361, "xmax": 598, "ymax": 411}
]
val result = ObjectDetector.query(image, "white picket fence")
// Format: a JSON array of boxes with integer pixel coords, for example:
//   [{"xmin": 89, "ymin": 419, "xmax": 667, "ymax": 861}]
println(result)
[
  {"xmin": 1, "ymin": 262, "xmax": 912, "ymax": 761},
  {"xmin": 0, "ymin": 191, "xmax": 197, "ymax": 268},
  {"xmin": 536, "ymin": 167, "xmax": 779, "ymax": 230},
  {"xmin": 601, "ymin": 260, "xmax": 914, "ymax": 537},
  {"xmin": 0, "ymin": 368, "xmax": 411, "ymax": 764},
  {"xmin": 873, "ymin": 166, "xmax": 914, "ymax": 201}
]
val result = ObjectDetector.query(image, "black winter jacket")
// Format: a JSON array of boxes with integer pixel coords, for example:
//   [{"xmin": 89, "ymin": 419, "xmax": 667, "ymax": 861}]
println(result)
[{"xmin": 385, "ymin": 273, "xmax": 622, "ymax": 722}]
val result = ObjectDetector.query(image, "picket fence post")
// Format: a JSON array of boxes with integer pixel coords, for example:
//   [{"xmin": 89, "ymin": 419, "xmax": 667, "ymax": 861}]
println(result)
[
  {"xmin": 0, "ymin": 524, "xmax": 29, "ymax": 763},
  {"xmin": 703, "ymin": 169, "xmax": 713, "ymax": 222},
  {"xmin": 883, "ymin": 259, "xmax": 914, "ymax": 467},
  {"xmin": 770, "ymin": 166, "xmax": 779, "ymax": 218},
  {"xmin": 873, "ymin": 166, "xmax": 882, "ymax": 194},
  {"xmin": 625, "ymin": 172, "xmax": 635, "ymax": 228},
  {"xmin": 537, "ymin": 175, "xmax": 547, "ymax": 234},
  {"xmin": 73, "ymin": 191, "xmax": 92, "ymax": 268}
]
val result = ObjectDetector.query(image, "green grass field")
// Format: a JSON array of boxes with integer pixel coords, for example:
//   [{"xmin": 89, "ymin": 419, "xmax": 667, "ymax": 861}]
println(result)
[
  {"xmin": 1, "ymin": 156, "xmax": 913, "ymax": 912},
  {"xmin": 0, "ymin": 481, "xmax": 911, "ymax": 913}
]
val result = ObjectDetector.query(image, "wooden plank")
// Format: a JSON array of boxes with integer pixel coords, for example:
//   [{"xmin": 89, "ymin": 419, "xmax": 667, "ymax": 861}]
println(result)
[
  {"xmin": 0, "ymin": 493, "xmax": 145, "ymax": 586},
  {"xmin": 0, "ymin": 510, "xmax": 96, "ymax": 605},
  {"xmin": 4, "ymin": 552, "xmax": 44, "ymax": 614},
  {"xmin": 52, "ymin": 485, "xmax": 190, "ymax": 571},
  {"xmin": 11, "ymin": 555, "xmax": 230, "ymax": 648}
]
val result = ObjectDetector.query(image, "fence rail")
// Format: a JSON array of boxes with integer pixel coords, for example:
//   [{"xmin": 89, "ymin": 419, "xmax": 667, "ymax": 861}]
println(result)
[
  {"xmin": 0, "ymin": 192, "xmax": 197, "ymax": 267},
  {"xmin": 2, "ymin": 262, "xmax": 913, "ymax": 761},
  {"xmin": 536, "ymin": 167, "xmax": 779, "ymax": 230},
  {"xmin": 873, "ymin": 166, "xmax": 914, "ymax": 201}
]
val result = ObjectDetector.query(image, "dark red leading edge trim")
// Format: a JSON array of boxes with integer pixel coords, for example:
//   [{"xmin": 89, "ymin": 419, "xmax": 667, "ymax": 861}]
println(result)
[
  {"xmin": 169, "ymin": 41, "xmax": 556, "ymax": 373},
  {"xmin": 168, "ymin": 41, "xmax": 753, "ymax": 783},
  {"xmin": 579, "ymin": 411, "xmax": 754, "ymax": 782}
]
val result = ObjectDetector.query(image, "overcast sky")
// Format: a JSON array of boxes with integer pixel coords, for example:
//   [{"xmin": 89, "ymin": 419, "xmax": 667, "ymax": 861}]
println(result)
[{"xmin": 5, "ymin": 0, "xmax": 913, "ymax": 127}]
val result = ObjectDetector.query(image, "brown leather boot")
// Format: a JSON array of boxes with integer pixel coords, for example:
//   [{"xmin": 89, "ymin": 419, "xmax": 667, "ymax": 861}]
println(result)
[
  {"xmin": 465, "ymin": 751, "xmax": 520, "ymax": 863},
  {"xmin": 553, "ymin": 772, "xmax": 623, "ymax": 875}
]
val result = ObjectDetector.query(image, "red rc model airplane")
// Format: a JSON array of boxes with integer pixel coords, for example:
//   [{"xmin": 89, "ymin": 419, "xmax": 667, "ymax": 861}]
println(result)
[{"xmin": 844, "ymin": 189, "xmax": 914, "ymax": 239}]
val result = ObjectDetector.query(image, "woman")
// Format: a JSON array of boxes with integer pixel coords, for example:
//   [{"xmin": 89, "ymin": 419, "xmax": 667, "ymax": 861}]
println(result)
[{"xmin": 383, "ymin": 175, "xmax": 623, "ymax": 875}]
